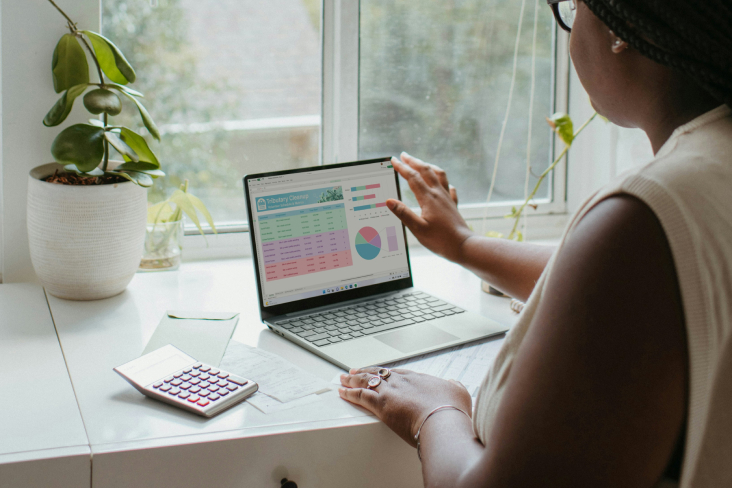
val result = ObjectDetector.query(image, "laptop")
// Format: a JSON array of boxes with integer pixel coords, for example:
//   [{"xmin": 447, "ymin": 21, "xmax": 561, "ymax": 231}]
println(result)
[{"xmin": 243, "ymin": 157, "xmax": 507, "ymax": 370}]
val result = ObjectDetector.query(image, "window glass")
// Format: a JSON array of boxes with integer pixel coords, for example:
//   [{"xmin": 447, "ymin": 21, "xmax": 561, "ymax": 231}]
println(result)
[
  {"xmin": 103, "ymin": 0, "xmax": 322, "ymax": 224},
  {"xmin": 359, "ymin": 1, "xmax": 554, "ymax": 206}
]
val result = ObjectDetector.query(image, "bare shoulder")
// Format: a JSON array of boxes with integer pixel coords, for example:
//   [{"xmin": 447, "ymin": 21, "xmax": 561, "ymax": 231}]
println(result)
[{"xmin": 474, "ymin": 195, "xmax": 689, "ymax": 487}]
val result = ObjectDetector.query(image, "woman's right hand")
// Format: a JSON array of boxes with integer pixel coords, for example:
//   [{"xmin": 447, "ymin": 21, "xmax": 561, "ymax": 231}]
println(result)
[{"xmin": 386, "ymin": 153, "xmax": 473, "ymax": 264}]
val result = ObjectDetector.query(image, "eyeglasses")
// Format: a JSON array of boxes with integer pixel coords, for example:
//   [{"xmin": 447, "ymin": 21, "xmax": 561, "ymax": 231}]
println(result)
[{"xmin": 547, "ymin": 0, "xmax": 577, "ymax": 33}]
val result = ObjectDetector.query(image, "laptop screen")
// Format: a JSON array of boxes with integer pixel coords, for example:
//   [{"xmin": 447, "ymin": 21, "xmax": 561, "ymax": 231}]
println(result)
[{"xmin": 246, "ymin": 159, "xmax": 412, "ymax": 310}]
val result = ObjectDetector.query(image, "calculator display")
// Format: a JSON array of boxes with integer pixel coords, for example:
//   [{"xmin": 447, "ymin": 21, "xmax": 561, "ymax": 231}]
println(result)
[{"xmin": 116, "ymin": 346, "xmax": 194, "ymax": 386}]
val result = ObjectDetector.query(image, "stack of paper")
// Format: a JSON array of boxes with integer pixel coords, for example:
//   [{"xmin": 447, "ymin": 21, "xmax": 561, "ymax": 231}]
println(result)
[{"xmin": 220, "ymin": 341, "xmax": 332, "ymax": 414}]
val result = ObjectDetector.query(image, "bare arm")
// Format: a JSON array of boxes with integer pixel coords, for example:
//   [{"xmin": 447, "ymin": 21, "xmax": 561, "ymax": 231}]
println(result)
[
  {"xmin": 341, "ymin": 194, "xmax": 688, "ymax": 488},
  {"xmin": 386, "ymin": 153, "xmax": 553, "ymax": 301}
]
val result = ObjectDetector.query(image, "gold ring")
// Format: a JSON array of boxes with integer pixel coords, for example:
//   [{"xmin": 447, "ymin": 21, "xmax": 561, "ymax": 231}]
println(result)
[
  {"xmin": 377, "ymin": 368, "xmax": 391, "ymax": 379},
  {"xmin": 367, "ymin": 376, "xmax": 382, "ymax": 389}
]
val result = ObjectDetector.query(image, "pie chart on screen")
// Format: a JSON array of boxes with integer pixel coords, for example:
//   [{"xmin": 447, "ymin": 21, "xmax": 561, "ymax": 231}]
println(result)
[{"xmin": 355, "ymin": 226, "xmax": 381, "ymax": 260}]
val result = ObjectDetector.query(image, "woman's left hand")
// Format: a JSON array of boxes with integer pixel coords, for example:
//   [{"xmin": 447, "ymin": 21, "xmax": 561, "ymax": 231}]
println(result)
[{"xmin": 339, "ymin": 367, "xmax": 472, "ymax": 447}]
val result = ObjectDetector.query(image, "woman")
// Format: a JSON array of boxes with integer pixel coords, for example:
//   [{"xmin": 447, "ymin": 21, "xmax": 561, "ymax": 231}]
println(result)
[{"xmin": 339, "ymin": 1, "xmax": 732, "ymax": 486}]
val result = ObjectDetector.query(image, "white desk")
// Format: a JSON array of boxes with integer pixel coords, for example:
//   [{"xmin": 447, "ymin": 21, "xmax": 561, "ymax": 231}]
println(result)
[
  {"xmin": 8, "ymin": 252, "xmax": 517, "ymax": 487},
  {"xmin": 0, "ymin": 284, "xmax": 90, "ymax": 488}
]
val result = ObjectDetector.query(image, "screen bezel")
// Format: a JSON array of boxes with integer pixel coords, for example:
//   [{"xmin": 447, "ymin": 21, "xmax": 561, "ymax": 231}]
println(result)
[{"xmin": 243, "ymin": 157, "xmax": 414, "ymax": 320}]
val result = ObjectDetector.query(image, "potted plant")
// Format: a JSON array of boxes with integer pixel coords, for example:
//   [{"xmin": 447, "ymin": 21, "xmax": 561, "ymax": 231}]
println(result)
[{"xmin": 28, "ymin": 0, "xmax": 164, "ymax": 300}]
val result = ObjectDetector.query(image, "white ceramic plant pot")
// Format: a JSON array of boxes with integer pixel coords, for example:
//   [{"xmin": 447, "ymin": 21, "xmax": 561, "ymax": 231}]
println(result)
[{"xmin": 27, "ymin": 163, "xmax": 147, "ymax": 300}]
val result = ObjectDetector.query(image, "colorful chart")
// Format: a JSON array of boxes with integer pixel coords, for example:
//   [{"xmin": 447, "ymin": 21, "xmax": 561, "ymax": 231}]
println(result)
[{"xmin": 355, "ymin": 227, "xmax": 381, "ymax": 260}]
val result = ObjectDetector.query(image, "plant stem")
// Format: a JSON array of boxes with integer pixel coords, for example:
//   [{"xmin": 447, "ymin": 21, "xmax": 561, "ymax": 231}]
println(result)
[
  {"xmin": 508, "ymin": 112, "xmax": 598, "ymax": 239},
  {"xmin": 77, "ymin": 34, "xmax": 105, "ymax": 85},
  {"xmin": 47, "ymin": 0, "xmax": 77, "ymax": 31},
  {"xmin": 102, "ymin": 113, "xmax": 109, "ymax": 172}
]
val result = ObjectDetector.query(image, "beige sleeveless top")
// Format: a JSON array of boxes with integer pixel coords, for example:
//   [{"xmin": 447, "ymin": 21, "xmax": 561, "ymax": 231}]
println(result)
[{"xmin": 473, "ymin": 105, "xmax": 732, "ymax": 487}]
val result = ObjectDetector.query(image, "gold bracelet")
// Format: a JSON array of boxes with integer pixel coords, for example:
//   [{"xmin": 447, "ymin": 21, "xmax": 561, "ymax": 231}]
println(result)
[{"xmin": 414, "ymin": 405, "xmax": 471, "ymax": 461}]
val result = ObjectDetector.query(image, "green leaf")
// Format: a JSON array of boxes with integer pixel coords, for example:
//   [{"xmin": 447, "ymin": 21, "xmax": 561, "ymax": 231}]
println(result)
[
  {"xmin": 118, "ymin": 90, "xmax": 160, "ymax": 141},
  {"xmin": 51, "ymin": 124, "xmax": 105, "ymax": 172},
  {"xmin": 115, "ymin": 162, "xmax": 165, "ymax": 177},
  {"xmin": 104, "ymin": 132, "xmax": 139, "ymax": 161},
  {"xmin": 43, "ymin": 84, "xmax": 88, "ymax": 127},
  {"xmin": 83, "ymin": 88, "xmax": 122, "ymax": 116},
  {"xmin": 147, "ymin": 201, "xmax": 175, "ymax": 223},
  {"xmin": 82, "ymin": 31, "xmax": 136, "ymax": 84},
  {"xmin": 52, "ymin": 34, "xmax": 89, "ymax": 93},
  {"xmin": 119, "ymin": 128, "xmax": 160, "ymax": 167},
  {"xmin": 170, "ymin": 190, "xmax": 204, "ymax": 235},
  {"xmin": 485, "ymin": 231, "xmax": 505, "ymax": 239},
  {"xmin": 187, "ymin": 193, "xmax": 217, "ymax": 234},
  {"xmin": 546, "ymin": 113, "xmax": 574, "ymax": 145},
  {"xmin": 107, "ymin": 82, "xmax": 144, "ymax": 98},
  {"xmin": 64, "ymin": 164, "xmax": 103, "ymax": 176},
  {"xmin": 115, "ymin": 170, "xmax": 153, "ymax": 187}
]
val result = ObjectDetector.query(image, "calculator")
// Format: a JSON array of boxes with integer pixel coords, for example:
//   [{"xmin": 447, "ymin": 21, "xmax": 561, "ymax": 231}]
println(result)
[{"xmin": 114, "ymin": 344, "xmax": 258, "ymax": 418}]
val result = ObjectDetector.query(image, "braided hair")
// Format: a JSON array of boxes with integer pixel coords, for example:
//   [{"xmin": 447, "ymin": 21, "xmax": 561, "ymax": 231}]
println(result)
[{"xmin": 582, "ymin": 0, "xmax": 732, "ymax": 106}]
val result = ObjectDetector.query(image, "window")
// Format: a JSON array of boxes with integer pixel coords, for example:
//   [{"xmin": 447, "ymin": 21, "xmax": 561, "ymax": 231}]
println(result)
[
  {"xmin": 102, "ymin": 0, "xmax": 323, "ymax": 227},
  {"xmin": 101, "ymin": 0, "xmax": 560, "ymax": 234}
]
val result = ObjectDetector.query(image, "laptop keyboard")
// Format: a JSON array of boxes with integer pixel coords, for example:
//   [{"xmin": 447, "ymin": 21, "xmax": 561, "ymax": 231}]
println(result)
[{"xmin": 274, "ymin": 291, "xmax": 465, "ymax": 347}]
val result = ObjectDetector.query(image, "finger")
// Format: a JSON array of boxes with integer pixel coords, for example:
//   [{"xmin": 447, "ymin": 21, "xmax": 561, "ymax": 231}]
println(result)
[
  {"xmin": 386, "ymin": 199, "xmax": 428, "ymax": 233},
  {"xmin": 391, "ymin": 157, "xmax": 430, "ymax": 193},
  {"xmin": 338, "ymin": 387, "xmax": 380, "ymax": 411},
  {"xmin": 449, "ymin": 184, "xmax": 459, "ymax": 205},
  {"xmin": 401, "ymin": 152, "xmax": 440, "ymax": 187},
  {"xmin": 448, "ymin": 378, "xmax": 469, "ymax": 392},
  {"xmin": 340, "ymin": 372, "xmax": 374, "ymax": 389},
  {"xmin": 430, "ymin": 164, "xmax": 450, "ymax": 192},
  {"xmin": 349, "ymin": 367, "xmax": 381, "ymax": 375}
]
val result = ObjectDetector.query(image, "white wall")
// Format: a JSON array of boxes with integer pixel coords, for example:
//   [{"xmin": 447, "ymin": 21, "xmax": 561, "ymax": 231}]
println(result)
[{"xmin": 1, "ymin": 0, "xmax": 100, "ymax": 283}]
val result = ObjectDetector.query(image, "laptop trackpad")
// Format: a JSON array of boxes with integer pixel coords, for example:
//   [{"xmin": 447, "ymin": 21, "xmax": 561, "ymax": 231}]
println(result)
[{"xmin": 375, "ymin": 325, "xmax": 459, "ymax": 353}]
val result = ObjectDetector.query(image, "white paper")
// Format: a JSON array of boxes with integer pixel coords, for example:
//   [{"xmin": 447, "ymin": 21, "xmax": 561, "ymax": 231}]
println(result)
[
  {"xmin": 246, "ymin": 391, "xmax": 323, "ymax": 414},
  {"xmin": 332, "ymin": 336, "xmax": 506, "ymax": 397},
  {"xmin": 167, "ymin": 310, "xmax": 239, "ymax": 320},
  {"xmin": 220, "ymin": 341, "xmax": 332, "ymax": 403}
]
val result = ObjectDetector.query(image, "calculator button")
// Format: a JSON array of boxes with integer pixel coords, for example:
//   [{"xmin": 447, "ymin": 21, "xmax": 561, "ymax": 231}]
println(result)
[
  {"xmin": 178, "ymin": 391, "xmax": 190, "ymax": 399},
  {"xmin": 199, "ymin": 366, "xmax": 211, "ymax": 372},
  {"xmin": 209, "ymin": 369, "xmax": 220, "ymax": 375},
  {"xmin": 217, "ymin": 372, "xmax": 229, "ymax": 379},
  {"xmin": 189, "ymin": 378, "xmax": 201, "ymax": 385},
  {"xmin": 197, "ymin": 400, "xmax": 210, "ymax": 407},
  {"xmin": 209, "ymin": 394, "xmax": 220, "ymax": 401},
  {"xmin": 226, "ymin": 385, "xmax": 239, "ymax": 391},
  {"xmin": 208, "ymin": 385, "xmax": 219, "ymax": 392},
  {"xmin": 171, "ymin": 379, "xmax": 182, "ymax": 386},
  {"xmin": 169, "ymin": 388, "xmax": 181, "ymax": 395},
  {"xmin": 160, "ymin": 385, "xmax": 171, "ymax": 392},
  {"xmin": 164, "ymin": 377, "xmax": 174, "ymax": 383},
  {"xmin": 173, "ymin": 372, "xmax": 183, "ymax": 378},
  {"xmin": 200, "ymin": 382, "xmax": 210, "ymax": 389},
  {"xmin": 199, "ymin": 374, "xmax": 210, "ymax": 381},
  {"xmin": 217, "ymin": 381, "xmax": 228, "ymax": 388},
  {"xmin": 183, "ymin": 368, "xmax": 192, "ymax": 373},
  {"xmin": 180, "ymin": 383, "xmax": 191, "ymax": 390},
  {"xmin": 198, "ymin": 390, "xmax": 210, "ymax": 397},
  {"xmin": 188, "ymin": 396, "xmax": 200, "ymax": 403},
  {"xmin": 193, "ymin": 363, "xmax": 202, "ymax": 369},
  {"xmin": 153, "ymin": 382, "xmax": 163, "ymax": 388},
  {"xmin": 208, "ymin": 378, "xmax": 219, "ymax": 384},
  {"xmin": 181, "ymin": 374, "xmax": 192, "ymax": 381},
  {"xmin": 189, "ymin": 371, "xmax": 201, "ymax": 377},
  {"xmin": 227, "ymin": 375, "xmax": 248, "ymax": 386},
  {"xmin": 218, "ymin": 389, "xmax": 229, "ymax": 396},
  {"xmin": 190, "ymin": 386, "xmax": 201, "ymax": 394}
]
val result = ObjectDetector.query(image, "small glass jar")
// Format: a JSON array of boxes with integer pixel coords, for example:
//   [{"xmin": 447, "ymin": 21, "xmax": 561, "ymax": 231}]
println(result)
[{"xmin": 139, "ymin": 220, "xmax": 183, "ymax": 271}]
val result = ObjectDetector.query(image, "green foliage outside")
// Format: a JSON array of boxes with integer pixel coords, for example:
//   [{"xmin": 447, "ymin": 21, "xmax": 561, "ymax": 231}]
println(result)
[{"xmin": 317, "ymin": 187, "xmax": 344, "ymax": 203}]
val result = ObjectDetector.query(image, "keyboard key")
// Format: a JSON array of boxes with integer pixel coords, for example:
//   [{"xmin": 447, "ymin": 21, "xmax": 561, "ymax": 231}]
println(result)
[
  {"xmin": 432, "ymin": 304, "xmax": 453, "ymax": 312},
  {"xmin": 209, "ymin": 394, "xmax": 220, "ymax": 401},
  {"xmin": 227, "ymin": 375, "xmax": 249, "ymax": 386},
  {"xmin": 153, "ymin": 382, "xmax": 163, "ymax": 388},
  {"xmin": 190, "ymin": 378, "xmax": 201, "ymax": 385},
  {"xmin": 188, "ymin": 396, "xmax": 200, "ymax": 403},
  {"xmin": 208, "ymin": 377, "xmax": 219, "ymax": 384},
  {"xmin": 314, "ymin": 339, "xmax": 330, "ymax": 346},
  {"xmin": 413, "ymin": 317, "xmax": 426, "ymax": 323},
  {"xmin": 209, "ymin": 369, "xmax": 220, "ymax": 375},
  {"xmin": 350, "ymin": 331, "xmax": 364, "ymax": 337},
  {"xmin": 180, "ymin": 383, "xmax": 191, "ymax": 390},
  {"xmin": 442, "ymin": 310, "xmax": 455, "ymax": 316},
  {"xmin": 314, "ymin": 327, "xmax": 327, "ymax": 333},
  {"xmin": 197, "ymin": 400, "xmax": 210, "ymax": 407},
  {"xmin": 178, "ymin": 391, "xmax": 190, "ymax": 399},
  {"xmin": 171, "ymin": 379, "xmax": 182, "ymax": 386},
  {"xmin": 217, "ymin": 372, "xmax": 229, "ymax": 379},
  {"xmin": 421, "ymin": 314, "xmax": 435, "ymax": 320},
  {"xmin": 189, "ymin": 371, "xmax": 201, "ymax": 377},
  {"xmin": 199, "ymin": 390, "xmax": 210, "ymax": 397},
  {"xmin": 402, "ymin": 313, "xmax": 414, "ymax": 319},
  {"xmin": 218, "ymin": 382, "xmax": 229, "ymax": 389},
  {"xmin": 164, "ymin": 377, "xmax": 174, "ymax": 383},
  {"xmin": 169, "ymin": 388, "xmax": 181, "ymax": 395},
  {"xmin": 370, "ymin": 320, "xmax": 384, "ymax": 326},
  {"xmin": 362, "ymin": 318, "xmax": 415, "ymax": 335},
  {"xmin": 199, "ymin": 366, "xmax": 211, "ymax": 372},
  {"xmin": 199, "ymin": 374, "xmax": 210, "ymax": 381},
  {"xmin": 208, "ymin": 385, "xmax": 219, "ymax": 392},
  {"xmin": 193, "ymin": 363, "xmax": 202, "ymax": 369},
  {"xmin": 181, "ymin": 374, "xmax": 192, "ymax": 381},
  {"xmin": 183, "ymin": 368, "xmax": 192, "ymax": 373},
  {"xmin": 432, "ymin": 311, "xmax": 445, "ymax": 318},
  {"xmin": 299, "ymin": 330, "xmax": 315, "ymax": 338},
  {"xmin": 226, "ymin": 385, "xmax": 239, "ymax": 391},
  {"xmin": 200, "ymin": 382, "xmax": 210, "ymax": 389},
  {"xmin": 328, "ymin": 330, "xmax": 341, "ymax": 337},
  {"xmin": 307, "ymin": 332, "xmax": 331, "ymax": 342},
  {"xmin": 218, "ymin": 389, "xmax": 230, "ymax": 396},
  {"xmin": 160, "ymin": 385, "xmax": 171, "ymax": 392},
  {"xmin": 339, "ymin": 333, "xmax": 353, "ymax": 340},
  {"xmin": 302, "ymin": 325, "xmax": 314, "ymax": 331},
  {"xmin": 290, "ymin": 327, "xmax": 304, "ymax": 333},
  {"xmin": 173, "ymin": 372, "xmax": 183, "ymax": 378},
  {"xmin": 328, "ymin": 337, "xmax": 343, "ymax": 343},
  {"xmin": 190, "ymin": 386, "xmax": 202, "ymax": 394},
  {"xmin": 452, "ymin": 308, "xmax": 465, "ymax": 314}
]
